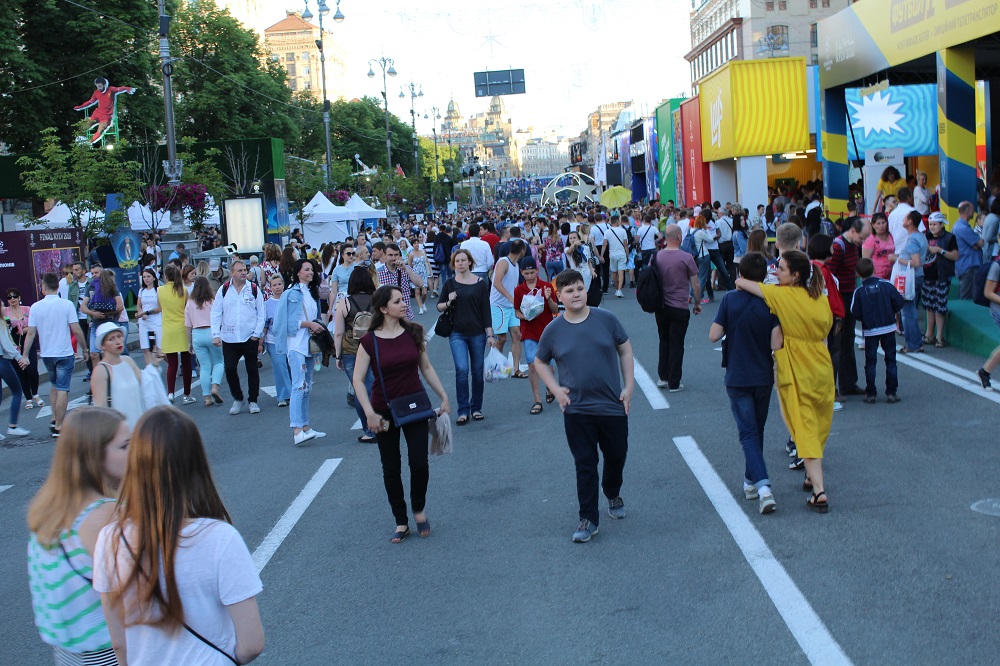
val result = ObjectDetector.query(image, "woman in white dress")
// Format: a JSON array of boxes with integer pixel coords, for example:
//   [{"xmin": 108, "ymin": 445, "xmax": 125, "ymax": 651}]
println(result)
[
  {"xmin": 91, "ymin": 322, "xmax": 149, "ymax": 428},
  {"xmin": 136, "ymin": 268, "xmax": 162, "ymax": 365}
]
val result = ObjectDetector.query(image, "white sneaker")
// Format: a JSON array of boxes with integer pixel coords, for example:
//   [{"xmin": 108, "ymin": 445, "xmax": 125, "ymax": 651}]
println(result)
[
  {"xmin": 168, "ymin": 392, "xmax": 175, "ymax": 403},
  {"xmin": 744, "ymin": 484, "xmax": 759, "ymax": 500},
  {"xmin": 0, "ymin": 431, "xmax": 6, "ymax": 441},
  {"xmin": 308, "ymin": 429, "xmax": 326, "ymax": 439},
  {"xmin": 7, "ymin": 426, "xmax": 30, "ymax": 437},
  {"xmin": 668, "ymin": 384, "xmax": 685, "ymax": 393},
  {"xmin": 833, "ymin": 401, "xmax": 843, "ymax": 412},
  {"xmin": 248, "ymin": 402, "xmax": 261, "ymax": 414},
  {"xmin": 181, "ymin": 395, "xmax": 197, "ymax": 405},
  {"xmin": 759, "ymin": 489, "xmax": 777, "ymax": 514},
  {"xmin": 230, "ymin": 400, "xmax": 244, "ymax": 415},
  {"xmin": 656, "ymin": 379, "xmax": 669, "ymax": 388},
  {"xmin": 615, "ymin": 289, "xmax": 623, "ymax": 298},
  {"xmin": 293, "ymin": 429, "xmax": 318, "ymax": 446}
]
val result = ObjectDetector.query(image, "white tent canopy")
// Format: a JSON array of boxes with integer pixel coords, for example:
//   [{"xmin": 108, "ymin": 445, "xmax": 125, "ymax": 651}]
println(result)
[
  {"xmin": 18, "ymin": 202, "xmax": 104, "ymax": 230},
  {"xmin": 344, "ymin": 193, "xmax": 386, "ymax": 219},
  {"xmin": 301, "ymin": 191, "xmax": 358, "ymax": 244},
  {"xmin": 128, "ymin": 201, "xmax": 170, "ymax": 231}
]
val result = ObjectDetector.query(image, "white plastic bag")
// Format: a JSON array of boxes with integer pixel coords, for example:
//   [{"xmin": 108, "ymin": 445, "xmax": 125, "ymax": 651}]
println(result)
[
  {"xmin": 430, "ymin": 411, "xmax": 453, "ymax": 455},
  {"xmin": 484, "ymin": 346, "xmax": 513, "ymax": 383},
  {"xmin": 141, "ymin": 364, "xmax": 170, "ymax": 409},
  {"xmin": 519, "ymin": 290, "xmax": 544, "ymax": 321},
  {"xmin": 890, "ymin": 262, "xmax": 916, "ymax": 300}
]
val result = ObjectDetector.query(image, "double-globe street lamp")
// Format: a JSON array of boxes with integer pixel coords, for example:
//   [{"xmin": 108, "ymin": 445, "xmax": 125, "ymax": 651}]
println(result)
[
  {"xmin": 400, "ymin": 82, "xmax": 423, "ymax": 182},
  {"xmin": 301, "ymin": 0, "xmax": 344, "ymax": 188},
  {"xmin": 423, "ymin": 106, "xmax": 442, "ymax": 210},
  {"xmin": 367, "ymin": 57, "xmax": 397, "ymax": 183}
]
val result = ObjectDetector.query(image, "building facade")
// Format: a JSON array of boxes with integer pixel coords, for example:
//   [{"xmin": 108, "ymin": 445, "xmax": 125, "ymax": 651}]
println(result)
[
  {"xmin": 570, "ymin": 101, "xmax": 632, "ymax": 169},
  {"xmin": 438, "ymin": 96, "xmax": 515, "ymax": 180},
  {"xmin": 685, "ymin": 0, "xmax": 852, "ymax": 92},
  {"xmin": 263, "ymin": 12, "xmax": 347, "ymax": 103}
]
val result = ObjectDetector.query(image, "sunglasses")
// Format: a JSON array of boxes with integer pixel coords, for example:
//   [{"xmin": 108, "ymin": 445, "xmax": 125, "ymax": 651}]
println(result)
[
  {"xmin": 344, "ymin": 251, "xmax": 356, "ymax": 256},
  {"xmin": 6, "ymin": 295, "xmax": 18, "ymax": 300}
]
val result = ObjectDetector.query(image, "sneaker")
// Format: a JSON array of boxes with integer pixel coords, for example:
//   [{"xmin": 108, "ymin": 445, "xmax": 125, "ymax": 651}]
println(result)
[
  {"xmin": 248, "ymin": 402, "xmax": 261, "ymax": 414},
  {"xmin": 293, "ymin": 429, "xmax": 318, "ymax": 446},
  {"xmin": 571, "ymin": 519, "xmax": 599, "ymax": 543},
  {"xmin": 832, "ymin": 401, "xmax": 843, "ymax": 412},
  {"xmin": 700, "ymin": 297, "xmax": 712, "ymax": 305},
  {"xmin": 615, "ymin": 289, "xmax": 623, "ymax": 298},
  {"xmin": 886, "ymin": 394, "xmax": 901, "ymax": 404},
  {"xmin": 308, "ymin": 429, "xmax": 327, "ymax": 439},
  {"xmin": 181, "ymin": 395, "xmax": 197, "ymax": 405},
  {"xmin": 744, "ymin": 484, "xmax": 759, "ymax": 501},
  {"xmin": 669, "ymin": 384, "xmax": 685, "ymax": 393},
  {"xmin": 656, "ymin": 379, "xmax": 669, "ymax": 388},
  {"xmin": 0, "ymin": 431, "xmax": 5, "ymax": 441},
  {"xmin": 230, "ymin": 400, "xmax": 244, "ymax": 415},
  {"xmin": 167, "ymin": 392, "xmax": 175, "ymax": 404},
  {"xmin": 758, "ymin": 489, "xmax": 777, "ymax": 514},
  {"xmin": 7, "ymin": 426, "xmax": 30, "ymax": 437},
  {"xmin": 978, "ymin": 368, "xmax": 993, "ymax": 391},
  {"xmin": 785, "ymin": 438, "xmax": 797, "ymax": 458},
  {"xmin": 608, "ymin": 496, "xmax": 626, "ymax": 519},
  {"xmin": 864, "ymin": 395, "xmax": 877, "ymax": 404},
  {"xmin": 788, "ymin": 457, "xmax": 804, "ymax": 470},
  {"xmin": 83, "ymin": 372, "xmax": 91, "ymax": 382},
  {"xmin": 276, "ymin": 399, "xmax": 289, "ymax": 407}
]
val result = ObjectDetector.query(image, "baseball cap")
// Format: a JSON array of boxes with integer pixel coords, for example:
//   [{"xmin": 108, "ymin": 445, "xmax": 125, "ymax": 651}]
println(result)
[
  {"xmin": 209, "ymin": 258, "xmax": 221, "ymax": 270},
  {"xmin": 928, "ymin": 211, "xmax": 947, "ymax": 224},
  {"xmin": 519, "ymin": 256, "xmax": 538, "ymax": 271}
]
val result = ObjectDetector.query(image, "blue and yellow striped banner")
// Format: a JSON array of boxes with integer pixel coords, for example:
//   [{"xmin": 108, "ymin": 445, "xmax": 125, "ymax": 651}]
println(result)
[{"xmin": 937, "ymin": 48, "xmax": 977, "ymax": 225}]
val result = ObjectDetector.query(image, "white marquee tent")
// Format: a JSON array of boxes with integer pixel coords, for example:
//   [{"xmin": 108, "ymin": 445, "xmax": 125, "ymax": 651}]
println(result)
[
  {"xmin": 344, "ymin": 193, "xmax": 386, "ymax": 219},
  {"xmin": 301, "ymin": 192, "xmax": 358, "ymax": 244}
]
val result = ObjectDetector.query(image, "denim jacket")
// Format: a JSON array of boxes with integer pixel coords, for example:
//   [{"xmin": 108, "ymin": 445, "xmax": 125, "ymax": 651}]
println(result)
[{"xmin": 272, "ymin": 284, "xmax": 309, "ymax": 356}]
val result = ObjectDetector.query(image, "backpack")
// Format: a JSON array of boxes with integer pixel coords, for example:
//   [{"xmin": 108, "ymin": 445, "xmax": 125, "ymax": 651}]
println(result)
[
  {"xmin": 222, "ymin": 280, "xmax": 258, "ymax": 299},
  {"xmin": 433, "ymin": 241, "xmax": 446, "ymax": 265},
  {"xmin": 636, "ymin": 251, "xmax": 664, "ymax": 313},
  {"xmin": 973, "ymin": 258, "xmax": 1000, "ymax": 307},
  {"xmin": 681, "ymin": 232, "xmax": 697, "ymax": 256},
  {"xmin": 347, "ymin": 295, "xmax": 373, "ymax": 340}
]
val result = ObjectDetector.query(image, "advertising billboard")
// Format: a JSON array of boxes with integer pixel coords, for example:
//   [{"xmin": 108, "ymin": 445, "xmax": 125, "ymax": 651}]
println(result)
[
  {"xmin": 672, "ymin": 109, "xmax": 684, "ymax": 206},
  {"xmin": 845, "ymin": 83, "xmax": 938, "ymax": 159},
  {"xmin": 656, "ymin": 99, "xmax": 684, "ymax": 206},
  {"xmin": 0, "ymin": 229, "xmax": 86, "ymax": 306},
  {"xmin": 699, "ymin": 59, "xmax": 808, "ymax": 161},
  {"xmin": 680, "ymin": 97, "xmax": 710, "ymax": 206}
]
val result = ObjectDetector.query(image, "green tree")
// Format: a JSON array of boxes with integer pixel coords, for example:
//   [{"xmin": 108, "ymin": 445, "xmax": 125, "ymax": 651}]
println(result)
[
  {"xmin": 285, "ymin": 156, "xmax": 326, "ymax": 228},
  {"xmin": 327, "ymin": 97, "xmax": 418, "ymax": 176},
  {"xmin": 17, "ymin": 125, "xmax": 137, "ymax": 240},
  {"xmin": 0, "ymin": 0, "xmax": 161, "ymax": 152}
]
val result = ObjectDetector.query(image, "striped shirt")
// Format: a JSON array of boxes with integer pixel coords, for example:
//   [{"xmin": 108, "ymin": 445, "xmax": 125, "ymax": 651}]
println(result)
[
  {"xmin": 828, "ymin": 235, "xmax": 861, "ymax": 294},
  {"xmin": 28, "ymin": 499, "xmax": 115, "ymax": 654}
]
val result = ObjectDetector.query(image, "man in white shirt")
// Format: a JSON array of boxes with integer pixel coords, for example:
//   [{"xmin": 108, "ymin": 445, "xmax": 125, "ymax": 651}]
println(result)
[
  {"xmin": 22, "ymin": 273, "xmax": 87, "ymax": 437},
  {"xmin": 590, "ymin": 215, "xmax": 609, "ymax": 293},
  {"xmin": 211, "ymin": 260, "xmax": 266, "ymax": 415},
  {"xmin": 605, "ymin": 213, "xmax": 631, "ymax": 298},
  {"xmin": 636, "ymin": 213, "xmax": 661, "ymax": 272},
  {"xmin": 887, "ymin": 187, "xmax": 924, "ymax": 252},
  {"xmin": 459, "ymin": 222, "xmax": 495, "ymax": 278}
]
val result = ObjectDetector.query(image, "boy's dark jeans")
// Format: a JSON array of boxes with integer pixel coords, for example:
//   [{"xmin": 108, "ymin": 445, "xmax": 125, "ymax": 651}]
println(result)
[{"xmin": 864, "ymin": 332, "xmax": 898, "ymax": 397}]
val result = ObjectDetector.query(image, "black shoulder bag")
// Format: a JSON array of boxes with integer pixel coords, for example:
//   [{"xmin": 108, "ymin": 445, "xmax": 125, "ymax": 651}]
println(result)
[
  {"xmin": 434, "ymin": 279, "xmax": 456, "ymax": 338},
  {"xmin": 372, "ymin": 335, "xmax": 436, "ymax": 428}
]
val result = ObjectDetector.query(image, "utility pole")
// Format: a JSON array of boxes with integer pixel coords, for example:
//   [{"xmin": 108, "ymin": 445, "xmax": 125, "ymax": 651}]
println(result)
[{"xmin": 157, "ymin": 0, "xmax": 182, "ymax": 185}]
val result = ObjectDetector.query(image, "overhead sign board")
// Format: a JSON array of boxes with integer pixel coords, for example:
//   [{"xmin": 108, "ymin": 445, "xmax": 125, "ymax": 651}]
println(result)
[
  {"xmin": 818, "ymin": 0, "xmax": 1000, "ymax": 88},
  {"xmin": 846, "ymin": 84, "xmax": 938, "ymax": 159},
  {"xmin": 474, "ymin": 69, "xmax": 526, "ymax": 97}
]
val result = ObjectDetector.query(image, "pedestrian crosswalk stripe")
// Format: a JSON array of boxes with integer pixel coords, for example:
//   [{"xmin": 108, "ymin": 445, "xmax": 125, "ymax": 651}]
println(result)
[
  {"xmin": 0, "ymin": 485, "xmax": 12, "ymax": 494},
  {"xmin": 632, "ymin": 359, "xmax": 669, "ymax": 410}
]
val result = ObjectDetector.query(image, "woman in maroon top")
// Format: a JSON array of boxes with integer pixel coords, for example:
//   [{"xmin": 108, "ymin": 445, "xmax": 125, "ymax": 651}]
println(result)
[{"xmin": 353, "ymin": 285, "xmax": 450, "ymax": 543}]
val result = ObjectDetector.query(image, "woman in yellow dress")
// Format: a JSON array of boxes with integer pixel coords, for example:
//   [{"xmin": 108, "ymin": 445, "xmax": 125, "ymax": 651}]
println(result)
[
  {"xmin": 736, "ymin": 250, "xmax": 834, "ymax": 513},
  {"xmin": 157, "ymin": 264, "xmax": 194, "ymax": 403}
]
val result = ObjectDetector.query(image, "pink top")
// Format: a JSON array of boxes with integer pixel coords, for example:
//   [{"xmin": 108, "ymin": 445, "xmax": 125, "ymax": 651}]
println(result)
[
  {"xmin": 184, "ymin": 299, "xmax": 213, "ymax": 328},
  {"xmin": 863, "ymin": 233, "xmax": 895, "ymax": 279}
]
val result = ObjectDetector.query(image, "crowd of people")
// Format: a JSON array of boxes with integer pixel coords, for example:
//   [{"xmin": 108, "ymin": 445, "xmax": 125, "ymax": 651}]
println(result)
[{"xmin": 20, "ymin": 176, "xmax": 1000, "ymax": 662}]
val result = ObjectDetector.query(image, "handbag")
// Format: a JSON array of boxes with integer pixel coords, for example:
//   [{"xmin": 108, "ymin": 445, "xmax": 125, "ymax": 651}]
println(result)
[
  {"xmin": 434, "ymin": 301, "xmax": 455, "ymax": 337},
  {"xmin": 300, "ymin": 297, "xmax": 335, "ymax": 358},
  {"xmin": 372, "ymin": 334, "xmax": 436, "ymax": 427}
]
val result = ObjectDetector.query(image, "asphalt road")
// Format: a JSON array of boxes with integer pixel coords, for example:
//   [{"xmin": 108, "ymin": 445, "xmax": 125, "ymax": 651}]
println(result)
[{"xmin": 3, "ymin": 289, "xmax": 1000, "ymax": 665}]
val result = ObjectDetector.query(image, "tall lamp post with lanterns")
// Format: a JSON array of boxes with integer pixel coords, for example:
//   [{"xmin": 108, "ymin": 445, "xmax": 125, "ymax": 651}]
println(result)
[
  {"xmin": 399, "ymin": 82, "xmax": 423, "ymax": 180},
  {"xmin": 424, "ymin": 106, "xmax": 441, "ymax": 210},
  {"xmin": 367, "ymin": 57, "xmax": 397, "ymax": 179},
  {"xmin": 301, "ymin": 0, "xmax": 344, "ymax": 189}
]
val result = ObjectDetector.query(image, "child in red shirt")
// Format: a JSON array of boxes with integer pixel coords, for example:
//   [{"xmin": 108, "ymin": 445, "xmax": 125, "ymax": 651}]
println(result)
[{"xmin": 513, "ymin": 257, "xmax": 559, "ymax": 414}]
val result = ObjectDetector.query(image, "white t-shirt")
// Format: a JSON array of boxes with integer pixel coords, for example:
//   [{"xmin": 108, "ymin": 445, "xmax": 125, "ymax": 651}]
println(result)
[
  {"xmin": 288, "ymin": 284, "xmax": 317, "ymax": 356},
  {"xmin": 636, "ymin": 224, "xmax": 659, "ymax": 251},
  {"xmin": 591, "ymin": 223, "xmax": 607, "ymax": 248},
  {"xmin": 93, "ymin": 518, "xmax": 262, "ymax": 666},
  {"xmin": 677, "ymin": 218, "xmax": 690, "ymax": 240},
  {"xmin": 704, "ymin": 221, "xmax": 721, "ymax": 250},
  {"xmin": 459, "ymin": 237, "xmax": 495, "ymax": 273},
  {"xmin": 28, "ymin": 294, "xmax": 78, "ymax": 358},
  {"xmin": 57, "ymin": 277, "xmax": 70, "ymax": 300},
  {"xmin": 888, "ymin": 203, "xmax": 925, "ymax": 252},
  {"xmin": 606, "ymin": 226, "xmax": 629, "ymax": 257}
]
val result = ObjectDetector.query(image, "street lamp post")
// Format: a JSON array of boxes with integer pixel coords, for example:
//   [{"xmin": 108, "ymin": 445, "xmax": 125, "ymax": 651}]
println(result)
[
  {"xmin": 301, "ymin": 0, "xmax": 344, "ymax": 189},
  {"xmin": 400, "ymin": 82, "xmax": 423, "ymax": 180},
  {"xmin": 156, "ymin": 0, "xmax": 181, "ymax": 186},
  {"xmin": 367, "ymin": 57, "xmax": 397, "ymax": 178},
  {"xmin": 424, "ymin": 106, "xmax": 441, "ymax": 211}
]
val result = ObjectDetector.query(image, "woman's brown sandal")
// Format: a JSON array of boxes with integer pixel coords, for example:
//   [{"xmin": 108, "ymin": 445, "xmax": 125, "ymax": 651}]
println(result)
[{"xmin": 807, "ymin": 491, "xmax": 829, "ymax": 513}]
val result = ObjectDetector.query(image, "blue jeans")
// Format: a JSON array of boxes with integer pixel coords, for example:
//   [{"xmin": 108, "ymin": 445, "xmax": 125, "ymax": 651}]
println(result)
[
  {"xmin": 342, "ymin": 353, "xmax": 375, "ymax": 437},
  {"xmin": 266, "ymin": 342, "xmax": 291, "ymax": 401},
  {"xmin": 726, "ymin": 386, "xmax": 772, "ymax": 488},
  {"xmin": 449, "ymin": 332, "xmax": 486, "ymax": 417},
  {"xmin": 191, "ymin": 328, "xmax": 224, "ymax": 397},
  {"xmin": 864, "ymin": 333, "xmax": 898, "ymax": 397},
  {"xmin": 545, "ymin": 260, "xmax": 564, "ymax": 281},
  {"xmin": 697, "ymin": 255, "xmax": 713, "ymax": 299},
  {"xmin": 438, "ymin": 262, "xmax": 453, "ymax": 285},
  {"xmin": 0, "ymin": 358, "xmax": 23, "ymax": 426},
  {"xmin": 900, "ymin": 276, "xmax": 924, "ymax": 350},
  {"xmin": 287, "ymin": 350, "xmax": 314, "ymax": 429}
]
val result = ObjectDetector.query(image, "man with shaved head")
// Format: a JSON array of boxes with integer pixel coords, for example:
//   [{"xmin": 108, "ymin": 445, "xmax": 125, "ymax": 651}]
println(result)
[{"xmin": 652, "ymin": 224, "xmax": 702, "ymax": 391}]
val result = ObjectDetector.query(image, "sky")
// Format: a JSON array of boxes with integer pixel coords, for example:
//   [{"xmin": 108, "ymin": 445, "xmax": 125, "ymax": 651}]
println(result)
[{"xmin": 274, "ymin": 0, "xmax": 694, "ymax": 138}]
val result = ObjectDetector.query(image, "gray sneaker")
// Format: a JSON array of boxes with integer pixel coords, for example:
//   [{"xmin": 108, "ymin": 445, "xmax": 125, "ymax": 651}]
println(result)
[
  {"xmin": 744, "ymin": 485, "xmax": 759, "ymax": 501},
  {"xmin": 248, "ymin": 402, "xmax": 261, "ymax": 414},
  {"xmin": 607, "ymin": 496, "xmax": 626, "ymax": 519},
  {"xmin": 572, "ymin": 519, "xmax": 599, "ymax": 543},
  {"xmin": 229, "ymin": 400, "xmax": 245, "ymax": 415},
  {"xmin": 758, "ymin": 490, "xmax": 777, "ymax": 514}
]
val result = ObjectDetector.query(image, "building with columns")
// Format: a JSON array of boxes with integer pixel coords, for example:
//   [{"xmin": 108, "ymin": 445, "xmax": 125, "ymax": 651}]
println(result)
[{"xmin": 263, "ymin": 12, "xmax": 347, "ymax": 103}]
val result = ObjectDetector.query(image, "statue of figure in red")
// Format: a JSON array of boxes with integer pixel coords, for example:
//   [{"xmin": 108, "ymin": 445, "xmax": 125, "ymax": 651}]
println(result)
[{"xmin": 74, "ymin": 77, "xmax": 137, "ymax": 145}]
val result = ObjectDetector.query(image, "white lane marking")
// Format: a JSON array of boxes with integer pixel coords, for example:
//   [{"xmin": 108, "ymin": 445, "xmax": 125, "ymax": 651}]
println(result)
[
  {"xmin": 261, "ymin": 386, "xmax": 277, "ymax": 398},
  {"xmin": 36, "ymin": 395, "xmax": 90, "ymax": 420},
  {"xmin": 252, "ymin": 458, "xmax": 341, "ymax": 573},
  {"xmin": 632, "ymin": 359, "xmax": 669, "ymax": 410},
  {"xmin": 854, "ymin": 335, "xmax": 1000, "ymax": 405},
  {"xmin": 351, "ymin": 419, "xmax": 362, "ymax": 430},
  {"xmin": 672, "ymin": 436, "xmax": 852, "ymax": 666},
  {"xmin": 0, "ymin": 485, "xmax": 12, "ymax": 494},
  {"xmin": 425, "ymin": 328, "xmax": 435, "ymax": 344}
]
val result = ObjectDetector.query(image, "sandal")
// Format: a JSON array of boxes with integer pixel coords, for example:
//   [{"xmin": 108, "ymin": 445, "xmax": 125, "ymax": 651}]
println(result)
[
  {"xmin": 33, "ymin": 396, "xmax": 44, "ymax": 407},
  {"xmin": 935, "ymin": 339, "xmax": 945, "ymax": 348},
  {"xmin": 472, "ymin": 412, "xmax": 484, "ymax": 421},
  {"xmin": 24, "ymin": 401, "xmax": 33, "ymax": 410},
  {"xmin": 545, "ymin": 391, "xmax": 555, "ymax": 404},
  {"xmin": 803, "ymin": 476, "xmax": 813, "ymax": 492},
  {"xmin": 807, "ymin": 491, "xmax": 829, "ymax": 513},
  {"xmin": 416, "ymin": 518, "xmax": 431, "ymax": 538},
  {"xmin": 390, "ymin": 526, "xmax": 410, "ymax": 543},
  {"xmin": 456, "ymin": 415, "xmax": 469, "ymax": 426},
  {"xmin": 530, "ymin": 401, "xmax": 543, "ymax": 415},
  {"xmin": 512, "ymin": 370, "xmax": 529, "ymax": 379},
  {"xmin": 203, "ymin": 398, "xmax": 214, "ymax": 407},
  {"xmin": 922, "ymin": 335, "xmax": 935, "ymax": 345}
]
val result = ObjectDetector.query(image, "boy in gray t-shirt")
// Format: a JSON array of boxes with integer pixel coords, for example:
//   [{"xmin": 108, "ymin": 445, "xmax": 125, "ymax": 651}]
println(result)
[{"xmin": 535, "ymin": 269, "xmax": 634, "ymax": 543}]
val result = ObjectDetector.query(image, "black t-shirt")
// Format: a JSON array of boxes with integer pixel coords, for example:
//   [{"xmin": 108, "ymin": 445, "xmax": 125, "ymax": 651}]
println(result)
[{"xmin": 437, "ymin": 277, "xmax": 491, "ymax": 336}]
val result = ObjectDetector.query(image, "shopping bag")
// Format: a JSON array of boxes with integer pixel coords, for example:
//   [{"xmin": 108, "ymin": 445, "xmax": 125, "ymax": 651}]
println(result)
[
  {"xmin": 430, "ymin": 411, "xmax": 453, "ymax": 455},
  {"xmin": 484, "ymin": 346, "xmax": 513, "ymax": 383},
  {"xmin": 141, "ymin": 364, "xmax": 170, "ymax": 408},
  {"xmin": 890, "ymin": 262, "xmax": 916, "ymax": 300},
  {"xmin": 519, "ymin": 290, "xmax": 544, "ymax": 321}
]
